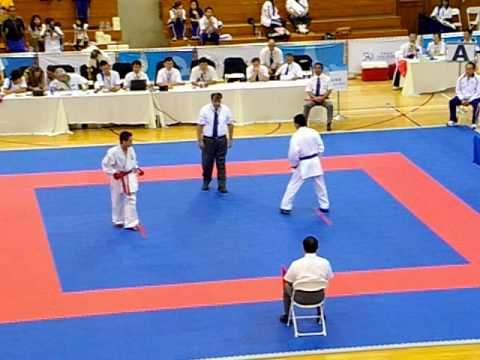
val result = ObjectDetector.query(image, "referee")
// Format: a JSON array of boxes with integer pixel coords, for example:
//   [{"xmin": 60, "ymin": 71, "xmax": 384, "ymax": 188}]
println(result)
[{"xmin": 197, "ymin": 92, "xmax": 234, "ymax": 193}]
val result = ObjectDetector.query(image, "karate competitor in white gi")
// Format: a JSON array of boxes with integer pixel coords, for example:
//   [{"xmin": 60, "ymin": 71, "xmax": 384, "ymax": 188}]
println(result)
[
  {"xmin": 102, "ymin": 131, "xmax": 144, "ymax": 230},
  {"xmin": 280, "ymin": 114, "xmax": 329, "ymax": 214}
]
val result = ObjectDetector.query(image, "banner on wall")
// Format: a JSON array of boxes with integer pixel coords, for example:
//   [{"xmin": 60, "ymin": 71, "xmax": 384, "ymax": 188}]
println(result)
[{"xmin": 0, "ymin": 55, "xmax": 35, "ymax": 76}]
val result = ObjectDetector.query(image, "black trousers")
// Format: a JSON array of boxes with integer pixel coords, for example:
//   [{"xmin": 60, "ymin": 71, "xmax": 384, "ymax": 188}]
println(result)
[
  {"xmin": 202, "ymin": 136, "xmax": 227, "ymax": 185},
  {"xmin": 283, "ymin": 283, "xmax": 325, "ymax": 315},
  {"xmin": 449, "ymin": 96, "xmax": 480, "ymax": 124},
  {"xmin": 288, "ymin": 14, "xmax": 311, "ymax": 28}
]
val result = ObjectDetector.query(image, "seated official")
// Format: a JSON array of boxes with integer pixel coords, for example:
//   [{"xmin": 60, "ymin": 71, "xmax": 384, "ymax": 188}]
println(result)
[
  {"xmin": 463, "ymin": 29, "xmax": 480, "ymax": 53},
  {"xmin": 124, "ymin": 60, "xmax": 149, "ymax": 90},
  {"xmin": 199, "ymin": 7, "xmax": 220, "ymax": 45},
  {"xmin": 400, "ymin": 33, "xmax": 423, "ymax": 59},
  {"xmin": 260, "ymin": 39, "xmax": 284, "ymax": 79},
  {"xmin": 156, "ymin": 57, "xmax": 183, "ymax": 88},
  {"xmin": 49, "ymin": 68, "xmax": 88, "ymax": 92},
  {"xmin": 280, "ymin": 236, "xmax": 333, "ymax": 324},
  {"xmin": 190, "ymin": 57, "xmax": 218, "ymax": 87},
  {"xmin": 46, "ymin": 65, "xmax": 57, "ymax": 85},
  {"xmin": 286, "ymin": 0, "xmax": 311, "ymax": 34},
  {"xmin": 303, "ymin": 63, "xmax": 334, "ymax": 131},
  {"xmin": 2, "ymin": 69, "xmax": 27, "ymax": 94},
  {"xmin": 276, "ymin": 53, "xmax": 303, "ymax": 80},
  {"xmin": 427, "ymin": 33, "xmax": 446, "ymax": 57},
  {"xmin": 24, "ymin": 66, "xmax": 46, "ymax": 91},
  {"xmin": 247, "ymin": 58, "xmax": 269, "ymax": 82},
  {"xmin": 448, "ymin": 61, "xmax": 480, "ymax": 130},
  {"xmin": 95, "ymin": 60, "xmax": 122, "ymax": 92}
]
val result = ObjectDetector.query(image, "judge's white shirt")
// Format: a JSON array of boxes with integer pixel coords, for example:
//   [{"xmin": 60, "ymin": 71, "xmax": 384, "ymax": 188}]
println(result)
[
  {"xmin": 156, "ymin": 67, "xmax": 182, "ymax": 85},
  {"xmin": 95, "ymin": 70, "xmax": 122, "ymax": 90},
  {"xmin": 199, "ymin": 16, "xmax": 219, "ymax": 34},
  {"xmin": 260, "ymin": 46, "xmax": 284, "ymax": 67},
  {"xmin": 456, "ymin": 73, "xmax": 480, "ymax": 101},
  {"xmin": 427, "ymin": 41, "xmax": 446, "ymax": 57},
  {"xmin": 276, "ymin": 62, "xmax": 303, "ymax": 80},
  {"xmin": 305, "ymin": 73, "xmax": 331, "ymax": 96},
  {"xmin": 124, "ymin": 71, "xmax": 149, "ymax": 89},
  {"xmin": 2, "ymin": 78, "xmax": 27, "ymax": 92},
  {"xmin": 288, "ymin": 126, "xmax": 324, "ymax": 179},
  {"xmin": 198, "ymin": 104, "xmax": 233, "ymax": 137},
  {"xmin": 49, "ymin": 74, "xmax": 88, "ymax": 91},
  {"xmin": 284, "ymin": 253, "xmax": 334, "ymax": 291},
  {"xmin": 190, "ymin": 65, "xmax": 218, "ymax": 82},
  {"xmin": 431, "ymin": 6, "xmax": 452, "ymax": 20},
  {"xmin": 102, "ymin": 145, "xmax": 139, "ymax": 194},
  {"xmin": 261, "ymin": 0, "xmax": 281, "ymax": 27},
  {"xmin": 400, "ymin": 42, "xmax": 423, "ymax": 59},
  {"xmin": 286, "ymin": 0, "xmax": 309, "ymax": 17},
  {"xmin": 246, "ymin": 64, "xmax": 269, "ymax": 80}
]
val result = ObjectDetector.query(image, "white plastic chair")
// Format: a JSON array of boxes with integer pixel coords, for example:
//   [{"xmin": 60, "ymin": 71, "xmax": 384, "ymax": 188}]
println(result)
[
  {"xmin": 467, "ymin": 7, "xmax": 480, "ymax": 30},
  {"xmin": 451, "ymin": 8, "xmax": 462, "ymax": 30},
  {"xmin": 287, "ymin": 279, "xmax": 327, "ymax": 337}
]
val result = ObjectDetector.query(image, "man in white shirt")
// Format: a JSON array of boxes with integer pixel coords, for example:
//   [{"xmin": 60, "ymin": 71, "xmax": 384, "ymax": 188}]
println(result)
[
  {"xmin": 260, "ymin": 39, "xmax": 284, "ymax": 78},
  {"xmin": 280, "ymin": 236, "xmax": 333, "ymax": 324},
  {"xmin": 199, "ymin": 7, "xmax": 220, "ymax": 45},
  {"xmin": 400, "ymin": 33, "xmax": 423, "ymax": 59},
  {"xmin": 246, "ymin": 57, "xmax": 269, "ymax": 82},
  {"xmin": 190, "ymin": 57, "xmax": 218, "ymax": 87},
  {"xmin": 156, "ymin": 57, "xmax": 183, "ymax": 88},
  {"xmin": 49, "ymin": 68, "xmax": 88, "ymax": 92},
  {"xmin": 197, "ymin": 92, "xmax": 234, "ymax": 193},
  {"xmin": 280, "ymin": 113, "xmax": 329, "ymax": 214},
  {"xmin": 276, "ymin": 53, "xmax": 303, "ymax": 80},
  {"xmin": 462, "ymin": 29, "xmax": 480, "ymax": 53},
  {"xmin": 101, "ymin": 131, "xmax": 144, "ymax": 230},
  {"xmin": 286, "ymin": 0, "xmax": 311, "ymax": 34},
  {"xmin": 448, "ymin": 61, "xmax": 480, "ymax": 129},
  {"xmin": 124, "ymin": 60, "xmax": 149, "ymax": 90},
  {"xmin": 303, "ymin": 62, "xmax": 333, "ymax": 131},
  {"xmin": 427, "ymin": 32, "xmax": 446, "ymax": 57},
  {"xmin": 95, "ymin": 60, "xmax": 122, "ymax": 92},
  {"xmin": 2, "ymin": 69, "xmax": 27, "ymax": 94}
]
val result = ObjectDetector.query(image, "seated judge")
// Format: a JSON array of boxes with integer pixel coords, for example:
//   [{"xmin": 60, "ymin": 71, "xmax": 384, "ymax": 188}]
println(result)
[
  {"xmin": 2, "ymin": 69, "xmax": 27, "ymax": 94},
  {"xmin": 49, "ymin": 68, "xmax": 88, "ymax": 92},
  {"xmin": 156, "ymin": 57, "xmax": 183, "ymax": 88},
  {"xmin": 190, "ymin": 57, "xmax": 218, "ymax": 87},
  {"xmin": 462, "ymin": 28, "xmax": 480, "ymax": 53},
  {"xmin": 427, "ymin": 32, "xmax": 446, "ymax": 57},
  {"xmin": 259, "ymin": 39, "xmax": 284, "ymax": 78},
  {"xmin": 24, "ymin": 66, "xmax": 47, "ymax": 91},
  {"xmin": 447, "ymin": 61, "xmax": 480, "ymax": 130},
  {"xmin": 95, "ymin": 60, "xmax": 122, "ymax": 92},
  {"xmin": 246, "ymin": 57, "xmax": 269, "ymax": 82},
  {"xmin": 276, "ymin": 53, "xmax": 303, "ymax": 80},
  {"xmin": 303, "ymin": 63, "xmax": 334, "ymax": 131},
  {"xmin": 124, "ymin": 60, "xmax": 149, "ymax": 90},
  {"xmin": 400, "ymin": 33, "xmax": 423, "ymax": 59}
]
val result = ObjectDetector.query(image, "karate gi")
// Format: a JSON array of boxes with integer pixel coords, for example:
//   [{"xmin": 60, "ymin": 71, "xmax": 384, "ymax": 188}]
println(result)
[
  {"xmin": 102, "ymin": 145, "xmax": 140, "ymax": 228},
  {"xmin": 280, "ymin": 126, "xmax": 329, "ymax": 211}
]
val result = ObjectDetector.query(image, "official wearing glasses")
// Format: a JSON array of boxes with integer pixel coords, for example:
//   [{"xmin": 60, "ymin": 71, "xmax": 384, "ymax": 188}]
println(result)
[{"xmin": 197, "ymin": 93, "xmax": 234, "ymax": 193}]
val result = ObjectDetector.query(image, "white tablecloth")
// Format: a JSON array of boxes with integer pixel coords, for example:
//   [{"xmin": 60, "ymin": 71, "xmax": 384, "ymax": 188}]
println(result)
[
  {"xmin": 154, "ymin": 80, "xmax": 327, "ymax": 125},
  {"xmin": 402, "ymin": 58, "xmax": 465, "ymax": 97}
]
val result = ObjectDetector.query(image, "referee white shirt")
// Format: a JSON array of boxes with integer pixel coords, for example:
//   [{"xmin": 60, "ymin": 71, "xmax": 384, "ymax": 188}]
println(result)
[
  {"xmin": 198, "ymin": 103, "xmax": 233, "ymax": 137},
  {"xmin": 95, "ymin": 70, "xmax": 122, "ymax": 90},
  {"xmin": 276, "ymin": 61, "xmax": 303, "ymax": 80},
  {"xmin": 246, "ymin": 64, "xmax": 269, "ymax": 81},
  {"xmin": 260, "ymin": 46, "xmax": 283, "ymax": 68},
  {"xmin": 284, "ymin": 253, "xmax": 333, "ymax": 291},
  {"xmin": 305, "ymin": 73, "xmax": 332, "ymax": 96},
  {"xmin": 156, "ymin": 67, "xmax": 182, "ymax": 85},
  {"xmin": 124, "ymin": 71, "xmax": 149, "ymax": 89},
  {"xmin": 190, "ymin": 65, "xmax": 218, "ymax": 82}
]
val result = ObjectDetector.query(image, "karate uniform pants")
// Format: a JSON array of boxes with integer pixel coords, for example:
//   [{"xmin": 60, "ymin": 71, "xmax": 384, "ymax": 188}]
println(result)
[
  {"xmin": 304, "ymin": 100, "xmax": 334, "ymax": 126},
  {"xmin": 280, "ymin": 170, "xmax": 329, "ymax": 211},
  {"xmin": 449, "ymin": 96, "xmax": 480, "ymax": 124},
  {"xmin": 111, "ymin": 183, "xmax": 139, "ymax": 228}
]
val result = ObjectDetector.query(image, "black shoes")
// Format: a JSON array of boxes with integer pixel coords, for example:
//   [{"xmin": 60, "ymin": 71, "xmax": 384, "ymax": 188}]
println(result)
[
  {"xmin": 280, "ymin": 209, "xmax": 291, "ymax": 215},
  {"xmin": 318, "ymin": 207, "xmax": 330, "ymax": 213},
  {"xmin": 327, "ymin": 123, "xmax": 332, "ymax": 132},
  {"xmin": 202, "ymin": 181, "xmax": 210, "ymax": 191},
  {"xmin": 218, "ymin": 185, "xmax": 228, "ymax": 193},
  {"xmin": 279, "ymin": 314, "xmax": 288, "ymax": 324}
]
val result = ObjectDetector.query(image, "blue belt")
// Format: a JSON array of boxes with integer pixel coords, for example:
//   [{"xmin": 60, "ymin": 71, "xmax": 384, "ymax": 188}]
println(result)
[{"xmin": 299, "ymin": 153, "xmax": 319, "ymax": 161}]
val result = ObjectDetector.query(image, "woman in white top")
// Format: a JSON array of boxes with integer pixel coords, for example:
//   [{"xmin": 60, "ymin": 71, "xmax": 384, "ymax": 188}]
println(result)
[
  {"xmin": 261, "ymin": 0, "xmax": 286, "ymax": 30},
  {"xmin": 28, "ymin": 15, "xmax": 45, "ymax": 52},
  {"xmin": 427, "ymin": 32, "xmax": 446, "ymax": 57},
  {"xmin": 431, "ymin": 0, "xmax": 452, "ymax": 22},
  {"xmin": 168, "ymin": 1, "xmax": 187, "ymax": 41},
  {"xmin": 73, "ymin": 18, "xmax": 89, "ymax": 50},
  {"xmin": 41, "ymin": 18, "xmax": 64, "ymax": 53}
]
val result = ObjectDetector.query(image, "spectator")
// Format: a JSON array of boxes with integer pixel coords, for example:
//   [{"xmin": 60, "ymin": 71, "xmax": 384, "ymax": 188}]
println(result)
[
  {"xmin": 190, "ymin": 57, "xmax": 217, "ymax": 87},
  {"xmin": 168, "ymin": 1, "xmax": 187, "ymax": 41},
  {"xmin": 261, "ymin": 0, "xmax": 287, "ymax": 32},
  {"xmin": 188, "ymin": 0, "xmax": 203, "ymax": 40},
  {"xmin": 199, "ymin": 7, "xmax": 220, "ymax": 45},
  {"xmin": 246, "ymin": 57, "xmax": 269, "ymax": 82},
  {"xmin": 156, "ymin": 57, "xmax": 183, "ymax": 88},
  {"xmin": 24, "ymin": 66, "xmax": 46, "ymax": 91},
  {"xmin": 275, "ymin": 53, "xmax": 303, "ymax": 80},
  {"xmin": 431, "ymin": 0, "xmax": 452, "ymax": 24},
  {"xmin": 73, "ymin": 17, "xmax": 89, "ymax": 50},
  {"xmin": 2, "ymin": 68, "xmax": 27, "ymax": 94},
  {"xmin": 2, "ymin": 6, "xmax": 26, "ymax": 52},
  {"xmin": 28, "ymin": 15, "xmax": 45, "ymax": 52},
  {"xmin": 95, "ymin": 60, "xmax": 121, "ymax": 92},
  {"xmin": 49, "ymin": 68, "xmax": 88, "ymax": 92},
  {"xmin": 259, "ymin": 39, "xmax": 284, "ymax": 78},
  {"xmin": 41, "ymin": 18, "xmax": 64, "ymax": 53},
  {"xmin": 280, "ymin": 236, "xmax": 333, "ymax": 324},
  {"xmin": 427, "ymin": 32, "xmax": 446, "ymax": 57},
  {"xmin": 286, "ymin": 0, "xmax": 310, "ymax": 34},
  {"xmin": 124, "ymin": 60, "xmax": 149, "ymax": 90}
]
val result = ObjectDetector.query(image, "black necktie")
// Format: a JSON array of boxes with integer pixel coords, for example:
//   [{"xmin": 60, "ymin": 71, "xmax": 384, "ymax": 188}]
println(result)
[
  {"xmin": 315, "ymin": 77, "xmax": 321, "ymax": 96},
  {"xmin": 256, "ymin": 73, "xmax": 259, "ymax": 81},
  {"xmin": 212, "ymin": 110, "xmax": 219, "ymax": 138},
  {"xmin": 270, "ymin": 51, "xmax": 274, "ymax": 66}
]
